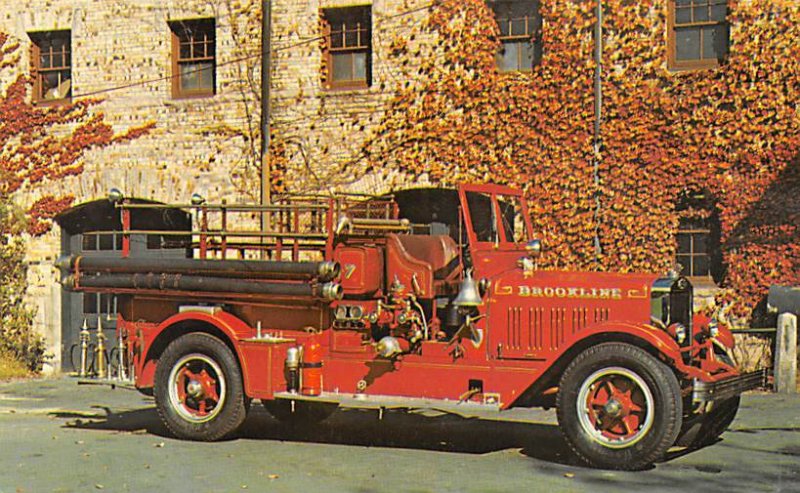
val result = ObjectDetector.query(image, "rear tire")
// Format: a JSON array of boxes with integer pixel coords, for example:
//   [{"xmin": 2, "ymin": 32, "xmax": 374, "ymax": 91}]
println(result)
[
  {"xmin": 155, "ymin": 333, "xmax": 247, "ymax": 441},
  {"xmin": 556, "ymin": 342, "xmax": 682, "ymax": 470}
]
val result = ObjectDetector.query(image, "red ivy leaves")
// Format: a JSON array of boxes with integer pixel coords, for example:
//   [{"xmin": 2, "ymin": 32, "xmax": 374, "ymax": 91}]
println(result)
[
  {"xmin": 26, "ymin": 195, "xmax": 75, "ymax": 236},
  {"xmin": 0, "ymin": 32, "xmax": 153, "ymax": 235},
  {"xmin": 359, "ymin": 0, "xmax": 800, "ymax": 320}
]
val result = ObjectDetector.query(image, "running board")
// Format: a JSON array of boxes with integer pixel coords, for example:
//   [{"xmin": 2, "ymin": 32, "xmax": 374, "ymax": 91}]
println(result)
[{"xmin": 272, "ymin": 391, "xmax": 503, "ymax": 415}]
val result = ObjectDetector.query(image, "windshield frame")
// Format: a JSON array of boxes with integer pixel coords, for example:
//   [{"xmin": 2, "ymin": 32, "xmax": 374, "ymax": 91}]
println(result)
[{"xmin": 458, "ymin": 184, "xmax": 533, "ymax": 251}]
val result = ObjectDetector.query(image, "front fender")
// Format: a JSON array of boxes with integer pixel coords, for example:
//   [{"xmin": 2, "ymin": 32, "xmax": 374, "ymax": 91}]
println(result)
[{"xmin": 562, "ymin": 321, "xmax": 684, "ymax": 366}]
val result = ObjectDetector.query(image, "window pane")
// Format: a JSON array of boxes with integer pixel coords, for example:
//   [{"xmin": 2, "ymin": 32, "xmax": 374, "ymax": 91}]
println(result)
[
  {"xmin": 345, "ymin": 26, "xmax": 361, "ymax": 47},
  {"xmin": 498, "ymin": 195, "xmax": 527, "ymax": 243},
  {"xmin": 466, "ymin": 192, "xmax": 496, "ymax": 242},
  {"xmin": 675, "ymin": 27, "xmax": 701, "ymax": 60},
  {"xmin": 41, "ymin": 71, "xmax": 59, "ymax": 94},
  {"xmin": 693, "ymin": 233, "xmax": 708, "ymax": 254},
  {"xmin": 677, "ymin": 233, "xmax": 691, "ymax": 253},
  {"xmin": 180, "ymin": 42, "xmax": 192, "ymax": 59},
  {"xmin": 510, "ymin": 18, "xmax": 528, "ymax": 36},
  {"xmin": 498, "ymin": 19, "xmax": 510, "ymax": 36},
  {"xmin": 99, "ymin": 234, "xmax": 114, "ymax": 251},
  {"xmin": 703, "ymin": 24, "xmax": 728, "ymax": 60},
  {"xmin": 100, "ymin": 293, "xmax": 114, "ymax": 314},
  {"xmin": 497, "ymin": 41, "xmax": 519, "ymax": 72},
  {"xmin": 693, "ymin": 255, "xmax": 710, "ymax": 276},
  {"xmin": 693, "ymin": 5, "xmax": 709, "ymax": 22},
  {"xmin": 83, "ymin": 293, "xmax": 98, "ymax": 314},
  {"xmin": 353, "ymin": 52, "xmax": 367, "ymax": 80},
  {"xmin": 676, "ymin": 255, "xmax": 691, "ymax": 275},
  {"xmin": 330, "ymin": 27, "xmax": 344, "ymax": 48},
  {"xmin": 710, "ymin": 3, "xmax": 727, "ymax": 21},
  {"xmin": 332, "ymin": 53, "xmax": 352, "ymax": 81},
  {"xmin": 520, "ymin": 41, "xmax": 534, "ymax": 70},
  {"xmin": 82, "ymin": 234, "xmax": 97, "ymax": 251},
  {"xmin": 675, "ymin": 7, "xmax": 692, "ymax": 24},
  {"xmin": 675, "ymin": 0, "xmax": 691, "ymax": 5},
  {"xmin": 180, "ymin": 62, "xmax": 213, "ymax": 91},
  {"xmin": 147, "ymin": 234, "xmax": 163, "ymax": 249}
]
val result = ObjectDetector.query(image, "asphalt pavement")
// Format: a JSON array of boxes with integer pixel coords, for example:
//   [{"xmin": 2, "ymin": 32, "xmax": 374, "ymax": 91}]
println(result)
[{"xmin": 0, "ymin": 377, "xmax": 798, "ymax": 493}]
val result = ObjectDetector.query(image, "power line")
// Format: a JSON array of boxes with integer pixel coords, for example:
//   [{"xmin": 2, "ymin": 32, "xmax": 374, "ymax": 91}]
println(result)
[{"xmin": 69, "ymin": 2, "xmax": 439, "ymax": 100}]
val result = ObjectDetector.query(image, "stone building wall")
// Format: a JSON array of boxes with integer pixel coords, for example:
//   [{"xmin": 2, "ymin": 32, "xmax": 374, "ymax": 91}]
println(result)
[{"xmin": 0, "ymin": 0, "xmax": 431, "ymax": 371}]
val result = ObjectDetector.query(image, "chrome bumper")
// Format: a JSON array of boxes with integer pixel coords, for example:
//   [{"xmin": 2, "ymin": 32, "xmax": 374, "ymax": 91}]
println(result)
[{"xmin": 692, "ymin": 369, "xmax": 769, "ymax": 403}]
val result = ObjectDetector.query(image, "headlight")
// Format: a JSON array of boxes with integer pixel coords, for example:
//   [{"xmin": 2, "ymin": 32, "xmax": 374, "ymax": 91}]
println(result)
[
  {"xmin": 708, "ymin": 319, "xmax": 719, "ymax": 338},
  {"xmin": 670, "ymin": 323, "xmax": 687, "ymax": 344}
]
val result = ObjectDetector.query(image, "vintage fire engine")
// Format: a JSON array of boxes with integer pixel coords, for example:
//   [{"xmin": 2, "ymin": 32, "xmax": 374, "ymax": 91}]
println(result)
[{"xmin": 58, "ymin": 183, "xmax": 766, "ymax": 470}]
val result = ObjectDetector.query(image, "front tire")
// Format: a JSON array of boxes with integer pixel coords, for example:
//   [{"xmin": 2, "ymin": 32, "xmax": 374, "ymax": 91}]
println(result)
[
  {"xmin": 556, "ymin": 342, "xmax": 682, "ymax": 470},
  {"xmin": 676, "ymin": 352, "xmax": 741, "ymax": 448},
  {"xmin": 155, "ymin": 333, "xmax": 247, "ymax": 441}
]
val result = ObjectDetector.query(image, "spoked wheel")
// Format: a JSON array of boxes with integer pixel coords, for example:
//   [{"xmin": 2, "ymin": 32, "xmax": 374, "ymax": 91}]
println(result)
[
  {"xmin": 577, "ymin": 367, "xmax": 655, "ymax": 449},
  {"xmin": 557, "ymin": 343, "xmax": 682, "ymax": 470},
  {"xmin": 155, "ymin": 333, "xmax": 247, "ymax": 441},
  {"xmin": 168, "ymin": 353, "xmax": 226, "ymax": 423}
]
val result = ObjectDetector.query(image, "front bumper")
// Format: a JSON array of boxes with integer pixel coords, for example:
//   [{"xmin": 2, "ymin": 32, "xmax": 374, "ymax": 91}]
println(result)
[{"xmin": 692, "ymin": 369, "xmax": 769, "ymax": 403}]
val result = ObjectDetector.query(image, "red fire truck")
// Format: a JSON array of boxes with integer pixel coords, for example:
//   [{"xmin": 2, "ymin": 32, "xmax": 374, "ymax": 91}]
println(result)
[{"xmin": 59, "ymin": 183, "xmax": 766, "ymax": 470}]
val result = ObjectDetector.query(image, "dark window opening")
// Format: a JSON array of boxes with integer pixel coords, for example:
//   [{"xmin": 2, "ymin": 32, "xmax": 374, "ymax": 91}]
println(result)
[
  {"xmin": 675, "ymin": 193, "xmax": 722, "ymax": 282},
  {"xmin": 322, "ymin": 6, "xmax": 372, "ymax": 89},
  {"xmin": 669, "ymin": 0, "xmax": 729, "ymax": 70},
  {"xmin": 169, "ymin": 18, "xmax": 216, "ymax": 98},
  {"xmin": 491, "ymin": 0, "xmax": 541, "ymax": 72},
  {"xmin": 28, "ymin": 30, "xmax": 72, "ymax": 102}
]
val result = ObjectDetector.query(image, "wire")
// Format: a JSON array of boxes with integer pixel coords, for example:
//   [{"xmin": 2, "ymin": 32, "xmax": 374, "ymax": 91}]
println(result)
[{"xmin": 69, "ymin": 1, "xmax": 439, "ymax": 100}]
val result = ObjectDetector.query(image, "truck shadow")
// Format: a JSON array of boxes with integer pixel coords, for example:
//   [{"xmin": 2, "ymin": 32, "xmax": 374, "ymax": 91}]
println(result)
[{"xmin": 52, "ymin": 404, "xmax": 580, "ymax": 466}]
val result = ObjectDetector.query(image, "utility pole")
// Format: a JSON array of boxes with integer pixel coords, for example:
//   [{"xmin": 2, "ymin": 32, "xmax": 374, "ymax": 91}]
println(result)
[
  {"xmin": 261, "ymin": 0, "xmax": 272, "ymax": 209},
  {"xmin": 592, "ymin": 0, "xmax": 603, "ymax": 264},
  {"xmin": 260, "ymin": 0, "xmax": 272, "ymax": 258}
]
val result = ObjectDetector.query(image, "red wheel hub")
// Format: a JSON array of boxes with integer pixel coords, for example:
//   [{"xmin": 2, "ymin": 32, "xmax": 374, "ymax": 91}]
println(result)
[
  {"xmin": 585, "ymin": 374, "xmax": 649, "ymax": 442},
  {"xmin": 176, "ymin": 365, "xmax": 220, "ymax": 417}
]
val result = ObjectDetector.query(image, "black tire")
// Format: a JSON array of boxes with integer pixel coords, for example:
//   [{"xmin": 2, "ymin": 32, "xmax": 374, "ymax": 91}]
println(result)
[
  {"xmin": 262, "ymin": 399, "xmax": 337, "ymax": 425},
  {"xmin": 154, "ymin": 333, "xmax": 247, "ymax": 441},
  {"xmin": 676, "ymin": 352, "xmax": 741, "ymax": 448},
  {"xmin": 556, "ymin": 342, "xmax": 683, "ymax": 470}
]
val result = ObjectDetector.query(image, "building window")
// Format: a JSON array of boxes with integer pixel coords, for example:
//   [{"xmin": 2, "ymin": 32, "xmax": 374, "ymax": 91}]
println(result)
[
  {"xmin": 491, "ymin": 0, "xmax": 541, "ymax": 72},
  {"xmin": 83, "ymin": 292, "xmax": 117, "ymax": 318},
  {"xmin": 169, "ymin": 18, "xmax": 216, "ymax": 98},
  {"xmin": 322, "ymin": 6, "xmax": 371, "ymax": 89},
  {"xmin": 669, "ymin": 0, "xmax": 729, "ymax": 70},
  {"xmin": 82, "ymin": 233, "xmax": 123, "ymax": 251},
  {"xmin": 675, "ymin": 194, "xmax": 721, "ymax": 281},
  {"xmin": 29, "ymin": 30, "xmax": 72, "ymax": 102},
  {"xmin": 676, "ymin": 217, "xmax": 711, "ymax": 277}
]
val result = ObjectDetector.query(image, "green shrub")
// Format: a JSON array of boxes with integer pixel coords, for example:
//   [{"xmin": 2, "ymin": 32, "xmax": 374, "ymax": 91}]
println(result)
[{"xmin": 0, "ymin": 200, "xmax": 44, "ymax": 372}]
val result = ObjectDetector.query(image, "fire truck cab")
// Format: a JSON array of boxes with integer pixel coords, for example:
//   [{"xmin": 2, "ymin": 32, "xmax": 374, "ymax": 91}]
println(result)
[{"xmin": 59, "ymin": 183, "xmax": 766, "ymax": 470}]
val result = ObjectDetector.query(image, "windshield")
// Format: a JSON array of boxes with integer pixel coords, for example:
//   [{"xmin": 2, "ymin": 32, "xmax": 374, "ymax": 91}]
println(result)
[{"xmin": 465, "ymin": 191, "xmax": 530, "ymax": 244}]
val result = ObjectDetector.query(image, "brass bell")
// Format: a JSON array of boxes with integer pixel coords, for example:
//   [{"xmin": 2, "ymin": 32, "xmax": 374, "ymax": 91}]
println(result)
[{"xmin": 453, "ymin": 269, "xmax": 483, "ymax": 307}]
